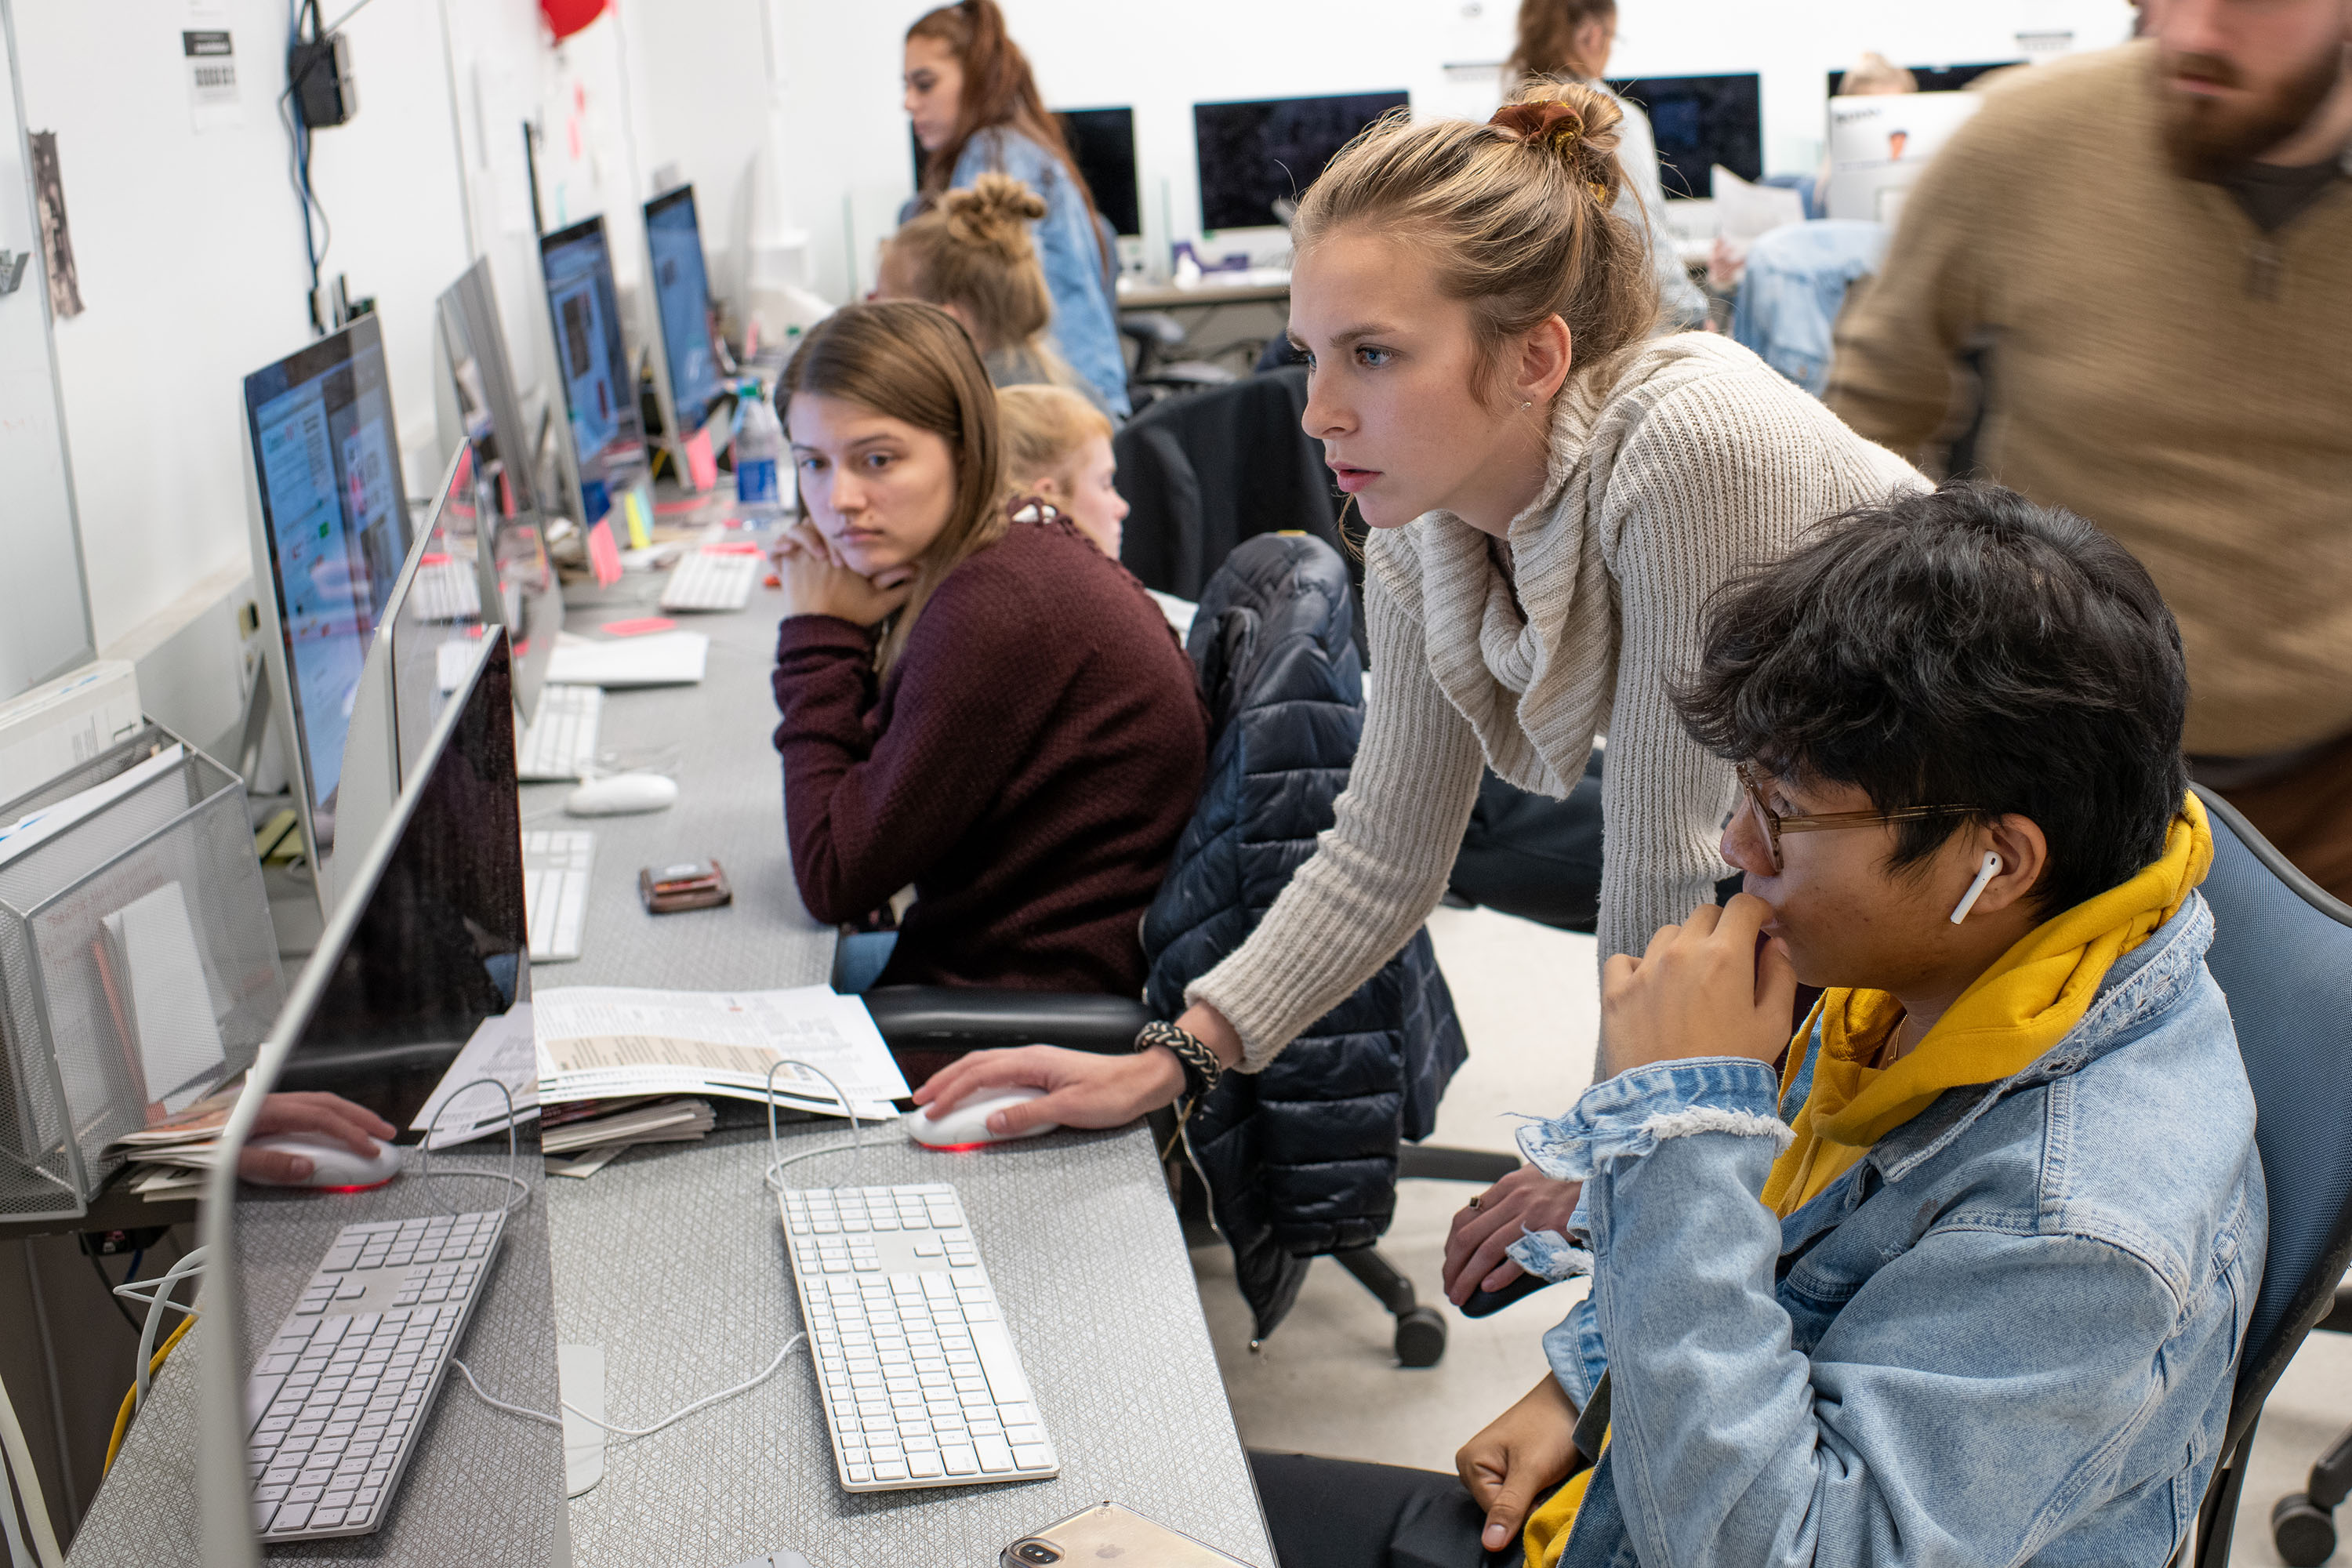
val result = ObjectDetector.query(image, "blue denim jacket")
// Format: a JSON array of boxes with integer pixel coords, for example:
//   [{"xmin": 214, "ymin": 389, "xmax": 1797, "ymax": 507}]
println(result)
[
  {"xmin": 1729, "ymin": 220, "xmax": 1889, "ymax": 398},
  {"xmin": 950, "ymin": 129, "xmax": 1131, "ymax": 419},
  {"xmin": 1513, "ymin": 895, "xmax": 2265, "ymax": 1567}
]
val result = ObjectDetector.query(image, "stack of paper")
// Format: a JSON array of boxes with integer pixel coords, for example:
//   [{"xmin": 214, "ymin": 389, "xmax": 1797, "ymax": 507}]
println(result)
[
  {"xmin": 532, "ymin": 985, "xmax": 908, "ymax": 1120},
  {"xmin": 540, "ymin": 1097, "xmax": 717, "ymax": 1175},
  {"xmin": 104, "ymin": 1080, "xmax": 243, "ymax": 1201}
]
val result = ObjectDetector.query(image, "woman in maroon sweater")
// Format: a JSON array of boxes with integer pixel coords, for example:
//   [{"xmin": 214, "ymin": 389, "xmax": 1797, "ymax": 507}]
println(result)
[{"xmin": 771, "ymin": 301, "xmax": 1205, "ymax": 995}]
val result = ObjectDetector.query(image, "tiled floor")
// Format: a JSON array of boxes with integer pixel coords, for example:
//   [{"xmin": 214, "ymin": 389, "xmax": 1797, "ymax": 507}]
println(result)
[{"xmin": 1191, "ymin": 904, "xmax": 2352, "ymax": 1566}]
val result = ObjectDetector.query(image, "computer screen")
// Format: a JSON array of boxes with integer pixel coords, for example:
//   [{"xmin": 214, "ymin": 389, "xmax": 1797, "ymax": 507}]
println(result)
[
  {"xmin": 1824, "ymin": 90, "xmax": 1986, "ymax": 223},
  {"xmin": 1058, "ymin": 107, "xmax": 1141, "ymax": 238},
  {"xmin": 436, "ymin": 257, "xmax": 540, "ymax": 521},
  {"xmin": 539, "ymin": 216, "xmax": 648, "ymax": 528},
  {"xmin": 242, "ymin": 314, "xmax": 411, "ymax": 852},
  {"xmin": 1604, "ymin": 73, "xmax": 1763, "ymax": 194},
  {"xmin": 1193, "ymin": 90, "xmax": 1410, "ymax": 231},
  {"xmin": 1827, "ymin": 61, "xmax": 2020, "ymax": 96},
  {"xmin": 643, "ymin": 185, "xmax": 720, "ymax": 439}
]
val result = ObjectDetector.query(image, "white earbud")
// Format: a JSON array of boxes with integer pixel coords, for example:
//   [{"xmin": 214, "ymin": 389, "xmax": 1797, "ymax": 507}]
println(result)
[{"xmin": 1949, "ymin": 851, "xmax": 2003, "ymax": 924}]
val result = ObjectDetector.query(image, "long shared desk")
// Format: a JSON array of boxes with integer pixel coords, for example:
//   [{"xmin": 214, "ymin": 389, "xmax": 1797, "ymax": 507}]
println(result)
[{"xmin": 69, "ymin": 561, "xmax": 1273, "ymax": 1566}]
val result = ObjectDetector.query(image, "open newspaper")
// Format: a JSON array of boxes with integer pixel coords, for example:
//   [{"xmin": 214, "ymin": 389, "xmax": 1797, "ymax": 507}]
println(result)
[{"xmin": 412, "ymin": 985, "xmax": 908, "ymax": 1151}]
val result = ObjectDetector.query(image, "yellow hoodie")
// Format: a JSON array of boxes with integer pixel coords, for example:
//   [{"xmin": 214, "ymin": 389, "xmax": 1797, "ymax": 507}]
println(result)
[{"xmin": 1523, "ymin": 797, "xmax": 2214, "ymax": 1566}]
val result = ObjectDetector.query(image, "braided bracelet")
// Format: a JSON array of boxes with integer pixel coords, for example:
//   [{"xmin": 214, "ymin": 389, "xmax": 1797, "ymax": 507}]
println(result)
[{"xmin": 1135, "ymin": 1020, "xmax": 1223, "ymax": 1103}]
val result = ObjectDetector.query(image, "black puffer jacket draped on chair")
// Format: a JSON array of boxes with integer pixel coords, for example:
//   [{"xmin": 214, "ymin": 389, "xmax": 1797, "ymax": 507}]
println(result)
[{"xmin": 1142, "ymin": 533, "xmax": 1468, "ymax": 1341}]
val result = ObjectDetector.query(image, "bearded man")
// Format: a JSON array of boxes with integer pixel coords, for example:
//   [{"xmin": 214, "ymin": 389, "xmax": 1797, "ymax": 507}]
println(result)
[{"xmin": 1826, "ymin": 0, "xmax": 2352, "ymax": 902}]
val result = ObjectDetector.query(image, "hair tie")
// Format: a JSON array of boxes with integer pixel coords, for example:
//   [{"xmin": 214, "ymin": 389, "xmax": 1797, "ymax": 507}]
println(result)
[{"xmin": 1490, "ymin": 100, "xmax": 1586, "ymax": 157}]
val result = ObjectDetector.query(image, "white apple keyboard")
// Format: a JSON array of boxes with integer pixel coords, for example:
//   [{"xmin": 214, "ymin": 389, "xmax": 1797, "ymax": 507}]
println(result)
[
  {"xmin": 779, "ymin": 1183, "xmax": 1059, "ymax": 1491},
  {"xmin": 522, "ymin": 829, "xmax": 595, "ymax": 962},
  {"xmin": 245, "ymin": 1210, "xmax": 506, "ymax": 1541},
  {"xmin": 516, "ymin": 684, "xmax": 603, "ymax": 782},
  {"xmin": 659, "ymin": 546, "xmax": 761, "ymax": 612}
]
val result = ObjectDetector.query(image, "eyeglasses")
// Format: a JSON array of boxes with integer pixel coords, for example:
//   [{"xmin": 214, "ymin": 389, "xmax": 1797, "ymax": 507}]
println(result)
[{"xmin": 1734, "ymin": 763, "xmax": 1971, "ymax": 872}]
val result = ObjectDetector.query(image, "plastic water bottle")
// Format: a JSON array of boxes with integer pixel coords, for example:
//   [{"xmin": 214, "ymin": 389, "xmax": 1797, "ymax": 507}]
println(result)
[{"xmin": 734, "ymin": 384, "xmax": 788, "ymax": 528}]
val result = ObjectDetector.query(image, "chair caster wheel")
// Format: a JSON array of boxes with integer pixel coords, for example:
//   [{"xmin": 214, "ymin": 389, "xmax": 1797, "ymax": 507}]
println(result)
[
  {"xmin": 2273, "ymin": 1491, "xmax": 2337, "ymax": 1566},
  {"xmin": 1396, "ymin": 1305, "xmax": 1446, "ymax": 1367}
]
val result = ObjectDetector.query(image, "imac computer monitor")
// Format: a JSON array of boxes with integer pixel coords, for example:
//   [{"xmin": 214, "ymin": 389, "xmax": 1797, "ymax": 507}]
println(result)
[
  {"xmin": 196, "ymin": 629, "xmax": 555, "ymax": 1566},
  {"xmin": 1604, "ymin": 73, "xmax": 1763, "ymax": 194},
  {"xmin": 643, "ymin": 184, "xmax": 720, "ymax": 445},
  {"xmin": 241, "ymin": 314, "xmax": 412, "ymax": 897},
  {"xmin": 1824, "ymin": 90, "xmax": 1986, "ymax": 223},
  {"xmin": 539, "ymin": 215, "xmax": 648, "ymax": 530},
  {"xmin": 1058, "ymin": 107, "xmax": 1141, "ymax": 237},
  {"xmin": 436, "ymin": 257, "xmax": 542, "ymax": 523},
  {"xmin": 1193, "ymin": 90, "xmax": 1409, "ymax": 231},
  {"xmin": 1828, "ymin": 61, "xmax": 2020, "ymax": 96}
]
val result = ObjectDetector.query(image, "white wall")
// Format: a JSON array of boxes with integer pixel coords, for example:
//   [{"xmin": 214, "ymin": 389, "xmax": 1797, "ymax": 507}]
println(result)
[
  {"xmin": 11, "ymin": 0, "xmax": 499, "ymax": 652},
  {"xmin": 739, "ymin": 0, "xmax": 2140, "ymax": 302}
]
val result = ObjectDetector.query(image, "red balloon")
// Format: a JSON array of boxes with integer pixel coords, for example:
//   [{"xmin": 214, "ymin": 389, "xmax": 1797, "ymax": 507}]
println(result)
[{"xmin": 540, "ymin": 0, "xmax": 607, "ymax": 40}]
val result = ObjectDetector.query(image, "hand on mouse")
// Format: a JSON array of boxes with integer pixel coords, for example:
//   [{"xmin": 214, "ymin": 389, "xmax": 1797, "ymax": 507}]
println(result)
[
  {"xmin": 913, "ymin": 1045, "xmax": 1185, "ymax": 1138},
  {"xmin": 238, "ymin": 1092, "xmax": 395, "ymax": 1184}
]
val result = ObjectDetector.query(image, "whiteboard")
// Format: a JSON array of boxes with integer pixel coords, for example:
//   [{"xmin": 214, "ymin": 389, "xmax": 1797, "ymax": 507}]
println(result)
[{"xmin": 0, "ymin": 1, "xmax": 95, "ymax": 700}]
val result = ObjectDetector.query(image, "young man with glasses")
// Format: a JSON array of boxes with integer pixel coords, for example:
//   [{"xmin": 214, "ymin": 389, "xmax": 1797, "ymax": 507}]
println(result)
[{"xmin": 1253, "ymin": 483, "xmax": 2264, "ymax": 1568}]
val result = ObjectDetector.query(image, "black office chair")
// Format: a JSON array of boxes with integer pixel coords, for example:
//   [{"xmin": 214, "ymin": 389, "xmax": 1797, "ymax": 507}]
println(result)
[
  {"xmin": 858, "ymin": 536, "xmax": 1515, "ymax": 1369},
  {"xmin": 2177, "ymin": 785, "xmax": 2352, "ymax": 1568}
]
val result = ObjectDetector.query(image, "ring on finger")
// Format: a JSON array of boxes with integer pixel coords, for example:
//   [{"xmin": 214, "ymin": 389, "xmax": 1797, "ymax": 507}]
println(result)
[{"xmin": 1467, "ymin": 1196, "xmax": 1482, "ymax": 1210}]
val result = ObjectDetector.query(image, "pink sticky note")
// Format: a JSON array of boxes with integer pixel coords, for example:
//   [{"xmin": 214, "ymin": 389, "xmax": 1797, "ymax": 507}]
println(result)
[
  {"xmin": 601, "ymin": 617, "xmax": 676, "ymax": 637},
  {"xmin": 586, "ymin": 519, "xmax": 622, "ymax": 588},
  {"xmin": 683, "ymin": 426, "xmax": 719, "ymax": 492}
]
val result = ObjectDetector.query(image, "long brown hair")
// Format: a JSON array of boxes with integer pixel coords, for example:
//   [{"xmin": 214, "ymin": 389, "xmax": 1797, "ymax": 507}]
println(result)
[
  {"xmin": 1506, "ymin": 0, "xmax": 1616, "ymax": 82},
  {"xmin": 779, "ymin": 301, "xmax": 1007, "ymax": 673},
  {"xmin": 1292, "ymin": 78, "xmax": 1660, "ymax": 408}
]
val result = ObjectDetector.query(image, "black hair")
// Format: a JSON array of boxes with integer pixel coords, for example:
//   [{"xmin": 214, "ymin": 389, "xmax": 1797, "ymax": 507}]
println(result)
[{"xmin": 1674, "ymin": 482, "xmax": 2188, "ymax": 914}]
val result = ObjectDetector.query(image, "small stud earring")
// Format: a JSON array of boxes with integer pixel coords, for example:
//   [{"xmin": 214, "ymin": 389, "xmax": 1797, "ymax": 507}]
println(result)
[{"xmin": 1520, "ymin": 400, "xmax": 1532, "ymax": 411}]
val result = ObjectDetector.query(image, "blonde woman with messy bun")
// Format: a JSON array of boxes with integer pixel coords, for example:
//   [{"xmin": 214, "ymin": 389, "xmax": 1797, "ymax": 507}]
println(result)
[
  {"xmin": 923, "ymin": 68, "xmax": 1918, "ymax": 1299},
  {"xmin": 877, "ymin": 173, "xmax": 1105, "ymax": 410}
]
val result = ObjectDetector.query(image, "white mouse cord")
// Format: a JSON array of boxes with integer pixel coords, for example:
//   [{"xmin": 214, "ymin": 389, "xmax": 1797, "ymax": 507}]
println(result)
[
  {"xmin": 112, "ymin": 1246, "xmax": 209, "ymax": 1409},
  {"xmin": 416, "ymin": 1078, "xmax": 532, "ymax": 1215},
  {"xmin": 452, "ymin": 1333, "xmax": 805, "ymax": 1439},
  {"xmin": 761, "ymin": 1057, "xmax": 867, "ymax": 1195}
]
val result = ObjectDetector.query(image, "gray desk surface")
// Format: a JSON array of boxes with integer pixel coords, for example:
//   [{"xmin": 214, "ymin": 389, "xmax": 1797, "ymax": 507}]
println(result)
[
  {"xmin": 1116, "ymin": 280, "xmax": 1291, "ymax": 310},
  {"xmin": 539, "ymin": 568, "xmax": 1272, "ymax": 1566},
  {"xmin": 66, "ymin": 1148, "xmax": 564, "ymax": 1566},
  {"xmin": 65, "ymin": 561, "xmax": 1269, "ymax": 1566}
]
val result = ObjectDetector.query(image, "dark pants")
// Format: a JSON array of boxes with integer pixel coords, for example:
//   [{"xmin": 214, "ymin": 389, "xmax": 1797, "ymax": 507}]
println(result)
[{"xmin": 1249, "ymin": 1451, "xmax": 1514, "ymax": 1568}]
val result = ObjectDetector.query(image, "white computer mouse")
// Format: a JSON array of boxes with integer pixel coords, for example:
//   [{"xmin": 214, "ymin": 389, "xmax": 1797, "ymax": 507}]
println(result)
[
  {"xmin": 243, "ymin": 1134, "xmax": 405, "ymax": 1190},
  {"xmin": 908, "ymin": 1087, "xmax": 1058, "ymax": 1149},
  {"xmin": 565, "ymin": 772, "xmax": 678, "ymax": 816}
]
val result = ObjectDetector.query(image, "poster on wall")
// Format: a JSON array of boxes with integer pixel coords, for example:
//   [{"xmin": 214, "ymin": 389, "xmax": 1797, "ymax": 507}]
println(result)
[
  {"xmin": 183, "ymin": 30, "xmax": 245, "ymax": 132},
  {"xmin": 27, "ymin": 132, "xmax": 82, "ymax": 319}
]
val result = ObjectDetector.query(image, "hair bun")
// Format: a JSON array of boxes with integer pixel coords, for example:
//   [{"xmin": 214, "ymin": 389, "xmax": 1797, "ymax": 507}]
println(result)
[
  {"xmin": 1490, "ymin": 80, "xmax": 1626, "ymax": 204},
  {"xmin": 943, "ymin": 172, "xmax": 1047, "ymax": 259}
]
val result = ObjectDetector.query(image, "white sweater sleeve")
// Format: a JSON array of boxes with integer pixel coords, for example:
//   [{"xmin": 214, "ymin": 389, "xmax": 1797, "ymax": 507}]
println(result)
[
  {"xmin": 1591, "ymin": 376, "xmax": 1922, "ymax": 1003},
  {"xmin": 1184, "ymin": 564, "xmax": 1486, "ymax": 1071}
]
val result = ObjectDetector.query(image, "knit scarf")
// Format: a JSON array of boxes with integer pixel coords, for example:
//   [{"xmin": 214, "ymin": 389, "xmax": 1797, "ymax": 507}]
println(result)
[{"xmin": 1762, "ymin": 794, "xmax": 2215, "ymax": 1217}]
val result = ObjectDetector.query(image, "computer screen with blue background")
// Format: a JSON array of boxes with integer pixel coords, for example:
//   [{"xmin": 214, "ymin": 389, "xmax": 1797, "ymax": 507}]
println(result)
[
  {"xmin": 539, "ymin": 216, "xmax": 647, "ymax": 525},
  {"xmin": 242, "ymin": 314, "xmax": 408, "ymax": 830},
  {"xmin": 1193, "ymin": 90, "xmax": 1409, "ymax": 232},
  {"xmin": 644, "ymin": 186, "xmax": 718, "ymax": 437}
]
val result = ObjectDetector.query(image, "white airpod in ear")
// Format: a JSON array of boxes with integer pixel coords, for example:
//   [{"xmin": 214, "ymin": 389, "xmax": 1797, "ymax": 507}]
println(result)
[{"xmin": 1950, "ymin": 851, "xmax": 2003, "ymax": 924}]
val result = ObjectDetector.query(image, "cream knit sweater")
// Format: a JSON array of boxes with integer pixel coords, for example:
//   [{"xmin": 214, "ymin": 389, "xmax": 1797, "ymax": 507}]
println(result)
[{"xmin": 1190, "ymin": 334, "xmax": 1922, "ymax": 1071}]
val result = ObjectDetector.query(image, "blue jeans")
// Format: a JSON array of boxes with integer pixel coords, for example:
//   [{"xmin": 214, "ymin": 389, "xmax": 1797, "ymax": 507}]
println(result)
[{"xmin": 830, "ymin": 931, "xmax": 897, "ymax": 994}]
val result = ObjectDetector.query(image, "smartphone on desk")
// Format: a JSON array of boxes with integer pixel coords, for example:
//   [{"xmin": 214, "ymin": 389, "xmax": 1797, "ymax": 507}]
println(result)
[
  {"xmin": 1004, "ymin": 1503, "xmax": 1254, "ymax": 1567},
  {"xmin": 639, "ymin": 858, "xmax": 732, "ymax": 913}
]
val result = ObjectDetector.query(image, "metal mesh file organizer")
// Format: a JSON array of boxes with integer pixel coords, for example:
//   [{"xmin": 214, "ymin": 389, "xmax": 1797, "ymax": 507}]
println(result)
[{"xmin": 0, "ymin": 725, "xmax": 283, "ymax": 1219}]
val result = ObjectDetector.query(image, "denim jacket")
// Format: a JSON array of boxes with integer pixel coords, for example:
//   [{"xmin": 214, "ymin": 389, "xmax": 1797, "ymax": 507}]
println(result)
[
  {"xmin": 1729, "ymin": 220, "xmax": 1889, "ymax": 398},
  {"xmin": 1515, "ymin": 895, "xmax": 2264, "ymax": 1567},
  {"xmin": 950, "ymin": 128, "xmax": 1131, "ymax": 418}
]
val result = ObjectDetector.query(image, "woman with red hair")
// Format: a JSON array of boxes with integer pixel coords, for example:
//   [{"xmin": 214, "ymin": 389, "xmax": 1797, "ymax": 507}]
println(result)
[{"xmin": 902, "ymin": 0, "xmax": 1129, "ymax": 417}]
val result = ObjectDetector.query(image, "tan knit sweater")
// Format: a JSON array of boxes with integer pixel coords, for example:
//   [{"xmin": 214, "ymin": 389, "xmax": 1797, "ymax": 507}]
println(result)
[
  {"xmin": 1190, "ymin": 334, "xmax": 1922, "ymax": 1070},
  {"xmin": 1827, "ymin": 42, "xmax": 2352, "ymax": 757}
]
